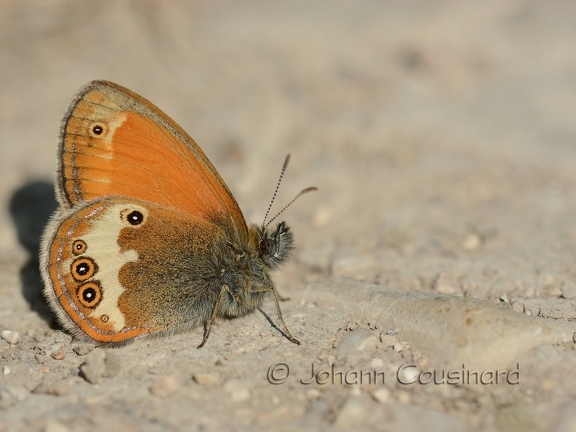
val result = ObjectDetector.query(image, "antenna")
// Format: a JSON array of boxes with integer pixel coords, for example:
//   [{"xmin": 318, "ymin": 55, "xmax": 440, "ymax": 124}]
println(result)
[
  {"xmin": 261, "ymin": 154, "xmax": 291, "ymax": 230},
  {"xmin": 264, "ymin": 186, "xmax": 317, "ymax": 230},
  {"xmin": 261, "ymin": 154, "xmax": 317, "ymax": 231}
]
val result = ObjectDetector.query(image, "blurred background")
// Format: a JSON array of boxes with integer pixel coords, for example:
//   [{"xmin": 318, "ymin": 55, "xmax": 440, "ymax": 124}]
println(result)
[
  {"xmin": 2, "ymin": 1, "xmax": 576, "ymax": 429},
  {"xmin": 2, "ymin": 0, "xmax": 576, "ymax": 297}
]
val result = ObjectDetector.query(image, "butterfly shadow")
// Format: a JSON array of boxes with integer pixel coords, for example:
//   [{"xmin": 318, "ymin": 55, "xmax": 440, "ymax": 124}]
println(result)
[
  {"xmin": 256, "ymin": 306, "xmax": 293, "ymax": 342},
  {"xmin": 9, "ymin": 180, "xmax": 59, "ymax": 324}
]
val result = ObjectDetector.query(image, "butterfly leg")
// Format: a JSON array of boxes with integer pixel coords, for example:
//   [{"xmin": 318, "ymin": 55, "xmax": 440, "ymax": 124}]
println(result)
[
  {"xmin": 197, "ymin": 284, "xmax": 233, "ymax": 348},
  {"xmin": 252, "ymin": 286, "xmax": 300, "ymax": 345}
]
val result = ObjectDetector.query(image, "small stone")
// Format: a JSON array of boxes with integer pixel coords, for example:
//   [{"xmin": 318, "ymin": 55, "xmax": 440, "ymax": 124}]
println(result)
[
  {"xmin": 50, "ymin": 345, "xmax": 66, "ymax": 360},
  {"xmin": 511, "ymin": 301, "xmax": 524, "ymax": 313},
  {"xmin": 313, "ymin": 206, "xmax": 332, "ymax": 228},
  {"xmin": 561, "ymin": 281, "xmax": 576, "ymax": 299},
  {"xmin": 499, "ymin": 293, "xmax": 510, "ymax": 304},
  {"xmin": 2, "ymin": 366, "xmax": 10, "ymax": 375},
  {"xmin": 79, "ymin": 349, "xmax": 106, "ymax": 384},
  {"xmin": 0, "ymin": 386, "xmax": 28, "ymax": 409},
  {"xmin": 1, "ymin": 330, "xmax": 19, "ymax": 345},
  {"xmin": 0, "ymin": 387, "xmax": 17, "ymax": 410},
  {"xmin": 33, "ymin": 332, "xmax": 45, "ymax": 343},
  {"xmin": 538, "ymin": 283, "xmax": 562, "ymax": 298},
  {"xmin": 44, "ymin": 420, "xmax": 71, "ymax": 432},
  {"xmin": 393, "ymin": 341, "xmax": 408, "ymax": 352},
  {"xmin": 337, "ymin": 328, "xmax": 378, "ymax": 359},
  {"xmin": 334, "ymin": 394, "xmax": 372, "ymax": 428},
  {"xmin": 307, "ymin": 388, "xmax": 321, "ymax": 399},
  {"xmin": 556, "ymin": 399, "xmax": 576, "ymax": 432},
  {"xmin": 350, "ymin": 387, "xmax": 361, "ymax": 397},
  {"xmin": 72, "ymin": 343, "xmax": 95, "ymax": 356},
  {"xmin": 398, "ymin": 391, "xmax": 411, "ymax": 404},
  {"xmin": 381, "ymin": 335, "xmax": 397, "ymax": 347},
  {"xmin": 224, "ymin": 380, "xmax": 251, "ymax": 403},
  {"xmin": 462, "ymin": 233, "xmax": 482, "ymax": 250},
  {"xmin": 193, "ymin": 373, "xmax": 219, "ymax": 386},
  {"xmin": 149, "ymin": 375, "xmax": 181, "ymax": 398},
  {"xmin": 371, "ymin": 388, "xmax": 390, "ymax": 404},
  {"xmin": 433, "ymin": 272, "xmax": 458, "ymax": 294},
  {"xmin": 103, "ymin": 352, "xmax": 121, "ymax": 378},
  {"xmin": 370, "ymin": 358, "xmax": 384, "ymax": 368},
  {"xmin": 48, "ymin": 378, "xmax": 81, "ymax": 396}
]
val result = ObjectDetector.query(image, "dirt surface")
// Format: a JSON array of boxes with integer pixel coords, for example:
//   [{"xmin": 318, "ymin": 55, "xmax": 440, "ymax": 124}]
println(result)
[{"xmin": 2, "ymin": 1, "xmax": 576, "ymax": 431}]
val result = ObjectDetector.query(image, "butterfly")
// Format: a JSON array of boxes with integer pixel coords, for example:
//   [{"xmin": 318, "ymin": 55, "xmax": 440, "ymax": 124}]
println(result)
[{"xmin": 40, "ymin": 80, "xmax": 315, "ymax": 347}]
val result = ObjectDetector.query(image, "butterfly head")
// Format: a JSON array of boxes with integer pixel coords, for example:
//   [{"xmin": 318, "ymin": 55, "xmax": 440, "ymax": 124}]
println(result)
[{"xmin": 256, "ymin": 221, "xmax": 294, "ymax": 269}]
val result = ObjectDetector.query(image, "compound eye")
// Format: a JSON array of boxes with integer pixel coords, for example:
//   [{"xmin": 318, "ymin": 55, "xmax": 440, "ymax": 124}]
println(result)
[{"xmin": 260, "ymin": 238, "xmax": 277, "ymax": 257}]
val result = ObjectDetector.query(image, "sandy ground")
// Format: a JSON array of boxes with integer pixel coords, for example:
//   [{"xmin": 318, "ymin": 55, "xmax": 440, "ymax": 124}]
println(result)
[{"xmin": 2, "ymin": 1, "xmax": 576, "ymax": 431}]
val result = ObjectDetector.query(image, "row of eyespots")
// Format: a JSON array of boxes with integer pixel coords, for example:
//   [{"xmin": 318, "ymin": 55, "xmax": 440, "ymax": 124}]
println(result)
[{"xmin": 70, "ymin": 241, "xmax": 102, "ymax": 309}]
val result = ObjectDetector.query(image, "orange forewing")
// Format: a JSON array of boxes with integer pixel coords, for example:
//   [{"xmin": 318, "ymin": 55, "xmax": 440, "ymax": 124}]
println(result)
[{"xmin": 57, "ymin": 81, "xmax": 247, "ymax": 242}]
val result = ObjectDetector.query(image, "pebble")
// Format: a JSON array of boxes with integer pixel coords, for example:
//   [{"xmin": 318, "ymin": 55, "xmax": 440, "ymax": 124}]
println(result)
[
  {"xmin": 50, "ymin": 345, "xmax": 66, "ymax": 360},
  {"xmin": 433, "ymin": 272, "xmax": 458, "ymax": 294},
  {"xmin": 462, "ymin": 233, "xmax": 482, "ymax": 250},
  {"xmin": 149, "ymin": 375, "xmax": 181, "ymax": 398},
  {"xmin": 193, "ymin": 373, "xmax": 219, "ymax": 386},
  {"xmin": 370, "ymin": 358, "xmax": 384, "ymax": 368},
  {"xmin": 0, "ymin": 387, "xmax": 16, "ymax": 409},
  {"xmin": 511, "ymin": 301, "xmax": 524, "ymax": 313},
  {"xmin": 555, "ymin": 399, "xmax": 576, "ymax": 432},
  {"xmin": 538, "ymin": 283, "xmax": 563, "ymax": 298},
  {"xmin": 44, "ymin": 420, "xmax": 71, "ymax": 432},
  {"xmin": 313, "ymin": 206, "xmax": 332, "ymax": 228},
  {"xmin": 337, "ymin": 328, "xmax": 378, "ymax": 359},
  {"xmin": 307, "ymin": 388, "xmax": 321, "ymax": 400},
  {"xmin": 223, "ymin": 380, "xmax": 251, "ymax": 403},
  {"xmin": 1, "ymin": 330, "xmax": 19, "ymax": 345},
  {"xmin": 561, "ymin": 281, "xmax": 576, "ymax": 299},
  {"xmin": 2, "ymin": 366, "xmax": 10, "ymax": 375},
  {"xmin": 334, "ymin": 394, "xmax": 372, "ymax": 428},
  {"xmin": 381, "ymin": 335, "xmax": 397, "ymax": 347},
  {"xmin": 79, "ymin": 350, "xmax": 121, "ymax": 383},
  {"xmin": 79, "ymin": 350, "xmax": 106, "ymax": 384},
  {"xmin": 72, "ymin": 343, "xmax": 95, "ymax": 356},
  {"xmin": 47, "ymin": 378, "xmax": 82, "ymax": 396},
  {"xmin": 103, "ymin": 352, "xmax": 121, "ymax": 378},
  {"xmin": 0, "ymin": 386, "xmax": 28, "ymax": 409},
  {"xmin": 397, "ymin": 391, "xmax": 412, "ymax": 404},
  {"xmin": 393, "ymin": 341, "xmax": 409, "ymax": 352},
  {"xmin": 371, "ymin": 388, "xmax": 390, "ymax": 404}
]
